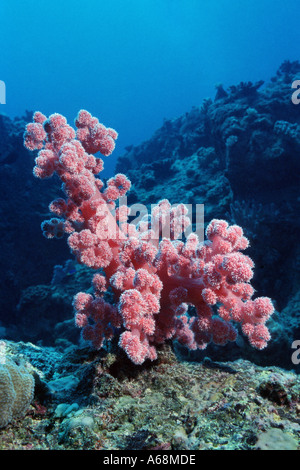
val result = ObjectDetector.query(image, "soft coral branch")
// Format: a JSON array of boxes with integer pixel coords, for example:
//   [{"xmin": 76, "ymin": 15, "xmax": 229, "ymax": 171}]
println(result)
[{"xmin": 24, "ymin": 110, "xmax": 274, "ymax": 365}]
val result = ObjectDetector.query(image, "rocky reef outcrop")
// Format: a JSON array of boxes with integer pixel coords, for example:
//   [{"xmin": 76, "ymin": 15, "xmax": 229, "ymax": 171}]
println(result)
[
  {"xmin": 115, "ymin": 61, "xmax": 300, "ymax": 368},
  {"xmin": 0, "ymin": 62, "xmax": 299, "ymax": 371}
]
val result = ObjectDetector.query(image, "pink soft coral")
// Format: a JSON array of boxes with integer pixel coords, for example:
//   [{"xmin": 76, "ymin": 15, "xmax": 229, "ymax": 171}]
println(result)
[{"xmin": 24, "ymin": 110, "xmax": 274, "ymax": 364}]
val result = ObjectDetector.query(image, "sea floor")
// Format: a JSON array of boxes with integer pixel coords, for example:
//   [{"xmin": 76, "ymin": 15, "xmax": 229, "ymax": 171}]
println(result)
[{"xmin": 0, "ymin": 341, "xmax": 299, "ymax": 450}]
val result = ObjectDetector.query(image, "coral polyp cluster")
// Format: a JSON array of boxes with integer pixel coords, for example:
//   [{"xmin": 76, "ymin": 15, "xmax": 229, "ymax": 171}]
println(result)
[{"xmin": 24, "ymin": 110, "xmax": 274, "ymax": 364}]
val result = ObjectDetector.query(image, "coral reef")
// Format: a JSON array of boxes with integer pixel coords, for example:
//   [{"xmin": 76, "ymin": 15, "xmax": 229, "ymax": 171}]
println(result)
[
  {"xmin": 0, "ymin": 61, "xmax": 299, "ymax": 450},
  {"xmin": 113, "ymin": 61, "xmax": 300, "ymax": 366},
  {"xmin": 0, "ymin": 63, "xmax": 298, "ymax": 367},
  {"xmin": 24, "ymin": 110, "xmax": 274, "ymax": 365},
  {"xmin": 116, "ymin": 62, "xmax": 300, "ymax": 312}
]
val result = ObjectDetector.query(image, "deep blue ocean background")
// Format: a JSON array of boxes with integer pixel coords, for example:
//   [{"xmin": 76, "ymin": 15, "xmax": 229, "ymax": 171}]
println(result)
[{"xmin": 1, "ymin": 0, "xmax": 300, "ymax": 176}]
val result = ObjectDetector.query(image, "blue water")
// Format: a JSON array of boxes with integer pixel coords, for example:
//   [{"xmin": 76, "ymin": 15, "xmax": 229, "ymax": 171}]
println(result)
[{"xmin": 1, "ymin": 0, "xmax": 299, "ymax": 176}]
